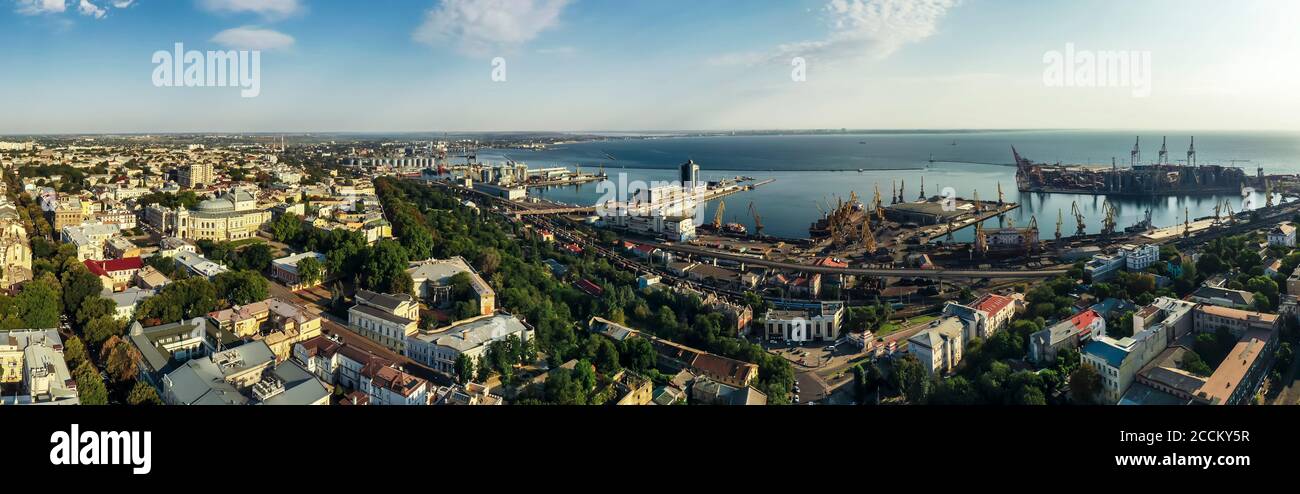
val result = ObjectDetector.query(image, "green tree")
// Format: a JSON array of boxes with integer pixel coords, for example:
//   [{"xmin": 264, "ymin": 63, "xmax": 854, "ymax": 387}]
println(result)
[
  {"xmin": 126, "ymin": 381, "xmax": 163, "ymax": 405},
  {"xmin": 620, "ymin": 337, "xmax": 656, "ymax": 372},
  {"xmin": 363, "ymin": 240, "xmax": 411, "ymax": 294},
  {"xmin": 61, "ymin": 266, "xmax": 104, "ymax": 314},
  {"xmin": 72, "ymin": 361, "xmax": 108, "ymax": 405},
  {"xmin": 63, "ymin": 335, "xmax": 86, "ymax": 368},
  {"xmin": 296, "ymin": 256, "xmax": 324, "ymax": 287},
  {"xmin": 99, "ymin": 335, "xmax": 140, "ymax": 384},
  {"xmin": 16, "ymin": 277, "xmax": 61, "ymax": 328},
  {"xmin": 1069, "ymin": 365, "xmax": 1101, "ymax": 404},
  {"xmin": 214, "ymin": 270, "xmax": 269, "ymax": 306},
  {"xmin": 269, "ymin": 213, "xmax": 303, "ymax": 243},
  {"xmin": 239, "ymin": 243, "xmax": 274, "ymax": 272},
  {"xmin": 453, "ymin": 354, "xmax": 474, "ymax": 384}
]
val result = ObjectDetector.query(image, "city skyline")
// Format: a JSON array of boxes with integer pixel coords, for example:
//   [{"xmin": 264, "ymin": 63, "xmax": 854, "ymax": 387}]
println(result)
[{"xmin": 4, "ymin": 0, "xmax": 1300, "ymax": 133}]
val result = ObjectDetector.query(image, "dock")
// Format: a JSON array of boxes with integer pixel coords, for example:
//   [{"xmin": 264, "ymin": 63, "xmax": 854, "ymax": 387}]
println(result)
[{"xmin": 919, "ymin": 203, "xmax": 1021, "ymax": 243}]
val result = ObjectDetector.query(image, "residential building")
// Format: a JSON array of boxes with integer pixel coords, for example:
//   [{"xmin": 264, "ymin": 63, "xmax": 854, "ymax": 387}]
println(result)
[
  {"xmin": 348, "ymin": 289, "xmax": 420, "ymax": 353},
  {"xmin": 1080, "ymin": 297, "xmax": 1196, "ymax": 403},
  {"xmin": 109, "ymin": 287, "xmax": 154, "ymax": 321},
  {"xmin": 908, "ymin": 317, "xmax": 966, "ymax": 377},
  {"xmin": 177, "ymin": 162, "xmax": 214, "ymax": 188},
  {"xmin": 357, "ymin": 360, "xmax": 430, "ymax": 405},
  {"xmin": 207, "ymin": 298, "xmax": 323, "ymax": 362},
  {"xmin": 127, "ymin": 317, "xmax": 239, "ymax": 385},
  {"xmin": 134, "ymin": 265, "xmax": 171, "ymax": 291},
  {"xmin": 173, "ymin": 250, "xmax": 229, "ymax": 278},
  {"xmin": 1029, "ymin": 309, "xmax": 1104, "ymax": 365},
  {"xmin": 84, "ymin": 257, "xmax": 143, "ymax": 292},
  {"xmin": 271, "ymin": 251, "xmax": 326, "ymax": 290},
  {"xmin": 431, "ymin": 382, "xmax": 503, "ymax": 405},
  {"xmin": 406, "ymin": 256, "xmax": 496, "ymax": 316},
  {"xmin": 1125, "ymin": 327, "xmax": 1277, "ymax": 406},
  {"xmin": 294, "ymin": 335, "xmax": 395, "ymax": 390},
  {"xmin": 942, "ymin": 293, "xmax": 1018, "ymax": 342},
  {"xmin": 1193, "ymin": 305, "xmax": 1280, "ymax": 338},
  {"xmin": 0, "ymin": 218, "xmax": 32, "ymax": 290},
  {"xmin": 690, "ymin": 376, "xmax": 768, "ymax": 405},
  {"xmin": 1085, "ymin": 253, "xmax": 1125, "ymax": 282},
  {"xmin": 1189, "ymin": 286, "xmax": 1256, "ymax": 309},
  {"xmin": 1269, "ymin": 223, "xmax": 1296, "ymax": 248},
  {"xmin": 160, "ymin": 341, "xmax": 329, "ymax": 405},
  {"xmin": 762, "ymin": 302, "xmax": 845, "ymax": 342},
  {"xmin": 61, "ymin": 223, "xmax": 121, "ymax": 261},
  {"xmin": 407, "ymin": 313, "xmax": 533, "ymax": 374},
  {"xmin": 0, "ymin": 329, "xmax": 79, "ymax": 405},
  {"xmin": 1119, "ymin": 244, "xmax": 1160, "ymax": 272}
]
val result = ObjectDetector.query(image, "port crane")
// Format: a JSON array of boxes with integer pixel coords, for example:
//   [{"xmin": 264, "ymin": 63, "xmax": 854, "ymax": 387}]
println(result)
[
  {"xmin": 918, "ymin": 176, "xmax": 926, "ymax": 201},
  {"xmin": 714, "ymin": 200, "xmax": 726, "ymax": 229},
  {"xmin": 1183, "ymin": 207, "xmax": 1190, "ymax": 238},
  {"xmin": 862, "ymin": 222, "xmax": 877, "ymax": 252},
  {"xmin": 1071, "ymin": 201, "xmax": 1087, "ymax": 238},
  {"xmin": 1101, "ymin": 201, "xmax": 1117, "ymax": 237},
  {"xmin": 748, "ymin": 202, "xmax": 764, "ymax": 238},
  {"xmin": 873, "ymin": 184, "xmax": 885, "ymax": 222},
  {"xmin": 997, "ymin": 182, "xmax": 1005, "ymax": 206}
]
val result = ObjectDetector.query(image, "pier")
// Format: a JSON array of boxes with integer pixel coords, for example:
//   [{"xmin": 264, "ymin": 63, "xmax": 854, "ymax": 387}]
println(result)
[{"xmin": 918, "ymin": 203, "xmax": 1021, "ymax": 243}]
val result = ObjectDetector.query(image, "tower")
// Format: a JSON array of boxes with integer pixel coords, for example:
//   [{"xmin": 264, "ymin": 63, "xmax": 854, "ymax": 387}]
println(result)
[{"xmin": 680, "ymin": 160, "xmax": 700, "ymax": 189}]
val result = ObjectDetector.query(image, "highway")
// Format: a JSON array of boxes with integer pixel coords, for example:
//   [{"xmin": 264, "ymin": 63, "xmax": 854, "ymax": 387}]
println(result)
[{"xmin": 639, "ymin": 241, "xmax": 1070, "ymax": 279}]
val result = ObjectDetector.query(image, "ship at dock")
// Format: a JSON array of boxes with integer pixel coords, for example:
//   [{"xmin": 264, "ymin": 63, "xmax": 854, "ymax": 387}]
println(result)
[{"xmin": 1014, "ymin": 137, "xmax": 1249, "ymax": 196}]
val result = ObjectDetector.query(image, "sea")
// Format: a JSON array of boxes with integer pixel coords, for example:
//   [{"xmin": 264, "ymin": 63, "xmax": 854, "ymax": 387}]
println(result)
[{"xmin": 475, "ymin": 130, "xmax": 1300, "ymax": 241}]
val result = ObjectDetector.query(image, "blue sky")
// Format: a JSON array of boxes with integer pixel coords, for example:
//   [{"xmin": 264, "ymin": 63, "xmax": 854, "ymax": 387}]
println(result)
[{"xmin": 3, "ymin": 0, "xmax": 1299, "ymax": 133}]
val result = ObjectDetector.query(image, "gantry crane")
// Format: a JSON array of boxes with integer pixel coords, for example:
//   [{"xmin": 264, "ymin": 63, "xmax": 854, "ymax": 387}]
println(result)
[
  {"xmin": 1071, "ymin": 201, "xmax": 1087, "ymax": 238},
  {"xmin": 749, "ymin": 202, "xmax": 764, "ymax": 238}
]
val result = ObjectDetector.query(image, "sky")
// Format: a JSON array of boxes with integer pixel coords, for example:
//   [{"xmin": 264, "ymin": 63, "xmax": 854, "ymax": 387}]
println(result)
[{"xmin": 3, "ymin": 0, "xmax": 1300, "ymax": 134}]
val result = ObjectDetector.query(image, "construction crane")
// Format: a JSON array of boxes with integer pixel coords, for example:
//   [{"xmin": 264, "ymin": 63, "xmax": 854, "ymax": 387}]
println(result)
[
  {"xmin": 1071, "ymin": 201, "xmax": 1087, "ymax": 238},
  {"xmin": 1101, "ymin": 201, "xmax": 1117, "ymax": 237},
  {"xmin": 713, "ymin": 200, "xmax": 726, "ymax": 229},
  {"xmin": 748, "ymin": 202, "xmax": 764, "ymax": 238}
]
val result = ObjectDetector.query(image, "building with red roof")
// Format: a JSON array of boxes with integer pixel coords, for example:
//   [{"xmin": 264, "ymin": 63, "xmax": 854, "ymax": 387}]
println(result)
[{"xmin": 84, "ymin": 257, "xmax": 143, "ymax": 292}]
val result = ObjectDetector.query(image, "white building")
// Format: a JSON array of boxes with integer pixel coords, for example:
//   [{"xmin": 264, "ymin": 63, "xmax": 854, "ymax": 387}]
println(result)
[
  {"xmin": 61, "ymin": 223, "xmax": 121, "ymax": 261},
  {"xmin": 907, "ymin": 317, "xmax": 966, "ymax": 378},
  {"xmin": 1080, "ymin": 297, "xmax": 1196, "ymax": 403},
  {"xmin": 348, "ymin": 290, "xmax": 420, "ymax": 353},
  {"xmin": 762, "ymin": 302, "xmax": 845, "ymax": 343},
  {"xmin": 406, "ymin": 313, "xmax": 533, "ymax": 374},
  {"xmin": 1269, "ymin": 223, "xmax": 1296, "ymax": 248},
  {"xmin": 0, "ymin": 329, "xmax": 79, "ymax": 405},
  {"xmin": 1119, "ymin": 244, "xmax": 1160, "ymax": 272}
]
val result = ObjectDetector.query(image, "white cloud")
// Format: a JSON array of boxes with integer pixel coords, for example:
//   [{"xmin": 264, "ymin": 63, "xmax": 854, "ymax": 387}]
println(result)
[
  {"xmin": 211, "ymin": 25, "xmax": 296, "ymax": 51},
  {"xmin": 714, "ymin": 0, "xmax": 960, "ymax": 66},
  {"xmin": 413, "ymin": 0, "xmax": 572, "ymax": 56},
  {"xmin": 15, "ymin": 0, "xmax": 67, "ymax": 15},
  {"xmin": 111, "ymin": 0, "xmax": 133, "ymax": 7},
  {"xmin": 77, "ymin": 0, "xmax": 105, "ymax": 18},
  {"xmin": 198, "ymin": 0, "xmax": 301, "ymax": 19}
]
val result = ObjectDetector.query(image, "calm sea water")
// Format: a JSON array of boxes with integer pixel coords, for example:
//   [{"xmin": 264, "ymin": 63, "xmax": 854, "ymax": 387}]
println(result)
[{"xmin": 478, "ymin": 131, "xmax": 1300, "ymax": 240}]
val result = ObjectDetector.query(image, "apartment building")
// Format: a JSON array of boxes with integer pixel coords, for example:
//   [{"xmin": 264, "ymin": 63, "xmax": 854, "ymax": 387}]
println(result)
[{"xmin": 348, "ymin": 290, "xmax": 420, "ymax": 353}]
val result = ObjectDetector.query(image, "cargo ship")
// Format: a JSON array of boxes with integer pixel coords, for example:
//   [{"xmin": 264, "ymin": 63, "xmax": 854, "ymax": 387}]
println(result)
[{"xmin": 1013, "ymin": 138, "xmax": 1248, "ymax": 196}]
